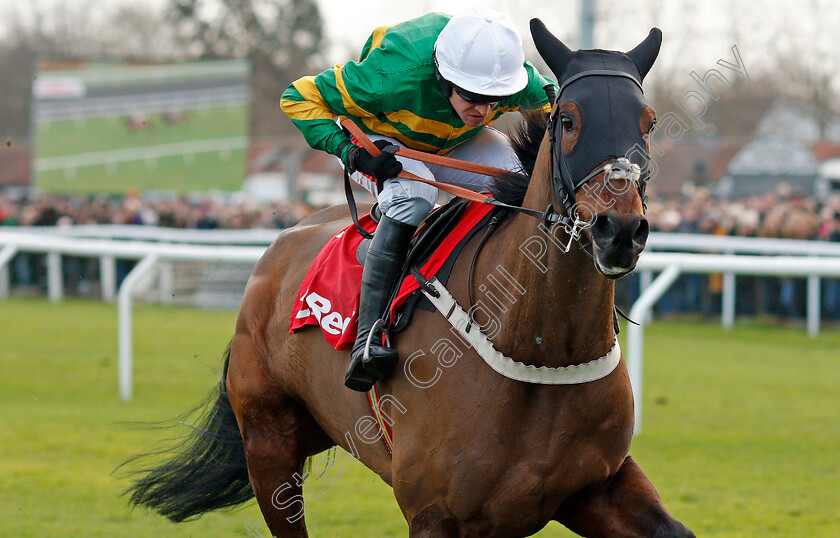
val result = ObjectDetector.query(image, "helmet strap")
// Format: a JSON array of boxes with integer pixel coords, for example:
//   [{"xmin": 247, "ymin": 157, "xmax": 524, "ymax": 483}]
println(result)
[
  {"xmin": 433, "ymin": 51, "xmax": 454, "ymax": 97},
  {"xmin": 433, "ymin": 58, "xmax": 462, "ymax": 119}
]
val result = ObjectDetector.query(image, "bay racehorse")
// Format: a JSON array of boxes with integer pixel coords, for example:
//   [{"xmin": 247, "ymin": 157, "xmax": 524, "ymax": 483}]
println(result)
[{"xmin": 124, "ymin": 19, "xmax": 694, "ymax": 537}]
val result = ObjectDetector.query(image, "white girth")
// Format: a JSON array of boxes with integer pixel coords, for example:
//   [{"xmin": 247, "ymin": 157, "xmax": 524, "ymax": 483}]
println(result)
[{"xmin": 421, "ymin": 277, "xmax": 621, "ymax": 385}]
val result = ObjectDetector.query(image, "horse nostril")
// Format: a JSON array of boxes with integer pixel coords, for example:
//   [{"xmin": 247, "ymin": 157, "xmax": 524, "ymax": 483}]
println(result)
[
  {"xmin": 591, "ymin": 213, "xmax": 620, "ymax": 248},
  {"xmin": 632, "ymin": 217, "xmax": 650, "ymax": 247}
]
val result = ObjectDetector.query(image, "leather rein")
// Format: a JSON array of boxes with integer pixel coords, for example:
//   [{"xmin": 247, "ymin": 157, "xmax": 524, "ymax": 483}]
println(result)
[
  {"xmin": 340, "ymin": 119, "xmax": 559, "ymax": 228},
  {"xmin": 341, "ymin": 70, "xmax": 644, "ymax": 242}
]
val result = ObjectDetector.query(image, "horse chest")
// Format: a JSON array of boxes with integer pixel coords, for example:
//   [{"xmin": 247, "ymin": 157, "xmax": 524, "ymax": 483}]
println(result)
[
  {"xmin": 431, "ymin": 392, "xmax": 633, "ymax": 533},
  {"xmin": 444, "ymin": 449, "xmax": 620, "ymax": 536}
]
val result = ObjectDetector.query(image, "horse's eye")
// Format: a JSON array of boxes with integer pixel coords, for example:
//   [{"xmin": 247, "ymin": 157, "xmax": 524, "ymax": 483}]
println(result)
[
  {"xmin": 560, "ymin": 115, "xmax": 574, "ymax": 132},
  {"xmin": 647, "ymin": 120, "xmax": 657, "ymax": 135}
]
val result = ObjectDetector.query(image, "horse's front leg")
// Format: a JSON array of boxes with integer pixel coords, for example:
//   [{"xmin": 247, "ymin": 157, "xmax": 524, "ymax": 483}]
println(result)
[
  {"xmin": 407, "ymin": 504, "xmax": 461, "ymax": 537},
  {"xmin": 553, "ymin": 455, "xmax": 695, "ymax": 538}
]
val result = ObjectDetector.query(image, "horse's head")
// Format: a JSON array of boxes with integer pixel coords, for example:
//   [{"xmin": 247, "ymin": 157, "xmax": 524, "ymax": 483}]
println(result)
[{"xmin": 531, "ymin": 19, "xmax": 661, "ymax": 278}]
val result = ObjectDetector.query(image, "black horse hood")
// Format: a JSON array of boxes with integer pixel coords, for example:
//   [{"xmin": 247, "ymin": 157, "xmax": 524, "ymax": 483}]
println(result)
[
  {"xmin": 559, "ymin": 51, "xmax": 650, "ymax": 185},
  {"xmin": 530, "ymin": 20, "xmax": 661, "ymax": 188}
]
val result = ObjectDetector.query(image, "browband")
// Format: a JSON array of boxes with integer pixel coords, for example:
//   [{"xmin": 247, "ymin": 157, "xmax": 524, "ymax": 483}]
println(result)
[{"xmin": 558, "ymin": 70, "xmax": 643, "ymax": 96}]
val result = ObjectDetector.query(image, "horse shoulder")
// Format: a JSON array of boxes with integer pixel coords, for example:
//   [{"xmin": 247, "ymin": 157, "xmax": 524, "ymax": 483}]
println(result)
[{"xmin": 296, "ymin": 202, "xmax": 372, "ymax": 227}]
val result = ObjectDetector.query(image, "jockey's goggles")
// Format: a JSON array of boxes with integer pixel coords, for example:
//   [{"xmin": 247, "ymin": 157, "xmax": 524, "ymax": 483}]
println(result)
[{"xmin": 452, "ymin": 84, "xmax": 510, "ymax": 105}]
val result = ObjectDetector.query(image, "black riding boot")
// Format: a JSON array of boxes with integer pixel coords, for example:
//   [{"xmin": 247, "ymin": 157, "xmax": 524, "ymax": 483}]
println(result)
[{"xmin": 344, "ymin": 216, "xmax": 416, "ymax": 392}]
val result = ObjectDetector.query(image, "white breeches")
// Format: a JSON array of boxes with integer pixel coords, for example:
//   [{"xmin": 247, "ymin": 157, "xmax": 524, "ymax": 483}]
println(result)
[{"xmin": 344, "ymin": 127, "xmax": 523, "ymax": 226}]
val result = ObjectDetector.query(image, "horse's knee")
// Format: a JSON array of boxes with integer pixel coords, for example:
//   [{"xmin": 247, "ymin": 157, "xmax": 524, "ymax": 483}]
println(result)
[
  {"xmin": 408, "ymin": 504, "xmax": 460, "ymax": 537},
  {"xmin": 554, "ymin": 455, "xmax": 694, "ymax": 538}
]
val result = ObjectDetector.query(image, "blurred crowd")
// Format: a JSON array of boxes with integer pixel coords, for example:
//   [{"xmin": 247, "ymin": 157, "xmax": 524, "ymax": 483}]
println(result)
[
  {"xmin": 3, "ymin": 188, "xmax": 840, "ymax": 321},
  {"xmin": 645, "ymin": 188, "xmax": 840, "ymax": 242},
  {"xmin": 0, "ymin": 191, "xmax": 312, "ymax": 230},
  {"xmin": 0, "ymin": 191, "xmax": 317, "ymax": 297},
  {"xmin": 4, "ymin": 187, "xmax": 840, "ymax": 240},
  {"xmin": 619, "ymin": 187, "xmax": 840, "ymax": 322}
]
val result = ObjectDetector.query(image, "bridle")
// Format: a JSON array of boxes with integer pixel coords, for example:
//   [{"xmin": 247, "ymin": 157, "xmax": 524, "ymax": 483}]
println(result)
[
  {"xmin": 484, "ymin": 69, "xmax": 649, "ymax": 255},
  {"xmin": 342, "ymin": 69, "xmax": 649, "ymax": 253},
  {"xmin": 464, "ymin": 71, "xmax": 650, "ymax": 334},
  {"xmin": 544, "ymin": 70, "xmax": 649, "ymax": 234}
]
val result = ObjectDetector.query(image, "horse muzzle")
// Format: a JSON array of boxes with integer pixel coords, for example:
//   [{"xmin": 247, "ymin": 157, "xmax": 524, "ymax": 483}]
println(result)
[{"xmin": 589, "ymin": 213, "xmax": 649, "ymax": 278}]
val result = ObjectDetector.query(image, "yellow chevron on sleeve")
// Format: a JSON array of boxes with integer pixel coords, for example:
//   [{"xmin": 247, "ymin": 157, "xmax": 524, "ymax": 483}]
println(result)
[
  {"xmin": 358, "ymin": 116, "xmax": 441, "ymax": 153},
  {"xmin": 383, "ymin": 108, "xmax": 510, "ymax": 142},
  {"xmin": 281, "ymin": 77, "xmax": 335, "ymax": 121},
  {"xmin": 369, "ymin": 23, "xmax": 400, "ymax": 50},
  {"xmin": 334, "ymin": 65, "xmax": 375, "ymax": 119},
  {"xmin": 383, "ymin": 110, "xmax": 456, "ymax": 141},
  {"xmin": 280, "ymin": 98, "xmax": 335, "ymax": 121}
]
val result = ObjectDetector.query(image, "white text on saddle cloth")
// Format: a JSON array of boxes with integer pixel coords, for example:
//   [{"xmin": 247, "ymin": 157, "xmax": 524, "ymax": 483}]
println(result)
[{"xmin": 295, "ymin": 289, "xmax": 353, "ymax": 336}]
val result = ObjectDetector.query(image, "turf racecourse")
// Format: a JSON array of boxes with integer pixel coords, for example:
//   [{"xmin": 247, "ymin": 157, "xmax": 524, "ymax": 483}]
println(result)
[{"xmin": 1, "ymin": 298, "xmax": 838, "ymax": 537}]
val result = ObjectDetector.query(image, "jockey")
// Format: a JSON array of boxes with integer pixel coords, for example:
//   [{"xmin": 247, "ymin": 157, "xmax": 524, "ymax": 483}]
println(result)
[{"xmin": 281, "ymin": 7, "xmax": 554, "ymax": 392}]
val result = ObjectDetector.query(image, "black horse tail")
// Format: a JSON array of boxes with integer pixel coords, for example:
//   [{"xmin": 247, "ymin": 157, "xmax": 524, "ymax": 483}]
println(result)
[{"xmin": 119, "ymin": 344, "xmax": 254, "ymax": 521}]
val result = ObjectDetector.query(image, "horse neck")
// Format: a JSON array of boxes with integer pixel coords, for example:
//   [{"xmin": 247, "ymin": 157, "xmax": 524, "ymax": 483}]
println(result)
[{"xmin": 480, "ymin": 142, "xmax": 616, "ymax": 368}]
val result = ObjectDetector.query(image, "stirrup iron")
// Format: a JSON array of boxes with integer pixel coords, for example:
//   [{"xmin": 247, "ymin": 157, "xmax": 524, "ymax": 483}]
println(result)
[{"xmin": 363, "ymin": 318, "xmax": 390, "ymax": 364}]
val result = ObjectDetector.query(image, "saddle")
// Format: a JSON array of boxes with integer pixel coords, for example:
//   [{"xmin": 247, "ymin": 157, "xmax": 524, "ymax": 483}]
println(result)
[
  {"xmin": 289, "ymin": 198, "xmax": 503, "ymax": 349},
  {"xmin": 393, "ymin": 198, "xmax": 507, "ymax": 332}
]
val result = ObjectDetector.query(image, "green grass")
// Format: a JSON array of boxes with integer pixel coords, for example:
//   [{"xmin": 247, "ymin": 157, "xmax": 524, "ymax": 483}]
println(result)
[
  {"xmin": 37, "ymin": 106, "xmax": 247, "ymax": 157},
  {"xmin": 34, "ymin": 106, "xmax": 248, "ymax": 194},
  {"xmin": 36, "ymin": 150, "xmax": 247, "ymax": 194},
  {"xmin": 1, "ymin": 298, "xmax": 838, "ymax": 536}
]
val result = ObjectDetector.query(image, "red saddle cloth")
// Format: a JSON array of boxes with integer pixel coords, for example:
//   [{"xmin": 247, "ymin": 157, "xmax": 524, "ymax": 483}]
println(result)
[{"xmin": 290, "ymin": 202, "xmax": 493, "ymax": 350}]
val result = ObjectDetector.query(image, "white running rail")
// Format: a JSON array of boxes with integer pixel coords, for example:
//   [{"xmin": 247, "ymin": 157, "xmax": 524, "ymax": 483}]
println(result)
[
  {"xmin": 35, "ymin": 137, "xmax": 248, "ymax": 172},
  {"xmin": 630, "ymin": 252, "xmax": 840, "ymax": 433},
  {"xmin": 1, "ymin": 229, "xmax": 839, "ymax": 421},
  {"xmin": 0, "ymin": 231, "xmax": 263, "ymax": 401}
]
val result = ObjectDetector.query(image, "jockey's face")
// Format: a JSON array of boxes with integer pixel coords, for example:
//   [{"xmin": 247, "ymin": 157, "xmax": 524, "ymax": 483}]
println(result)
[{"xmin": 448, "ymin": 90, "xmax": 496, "ymax": 127}]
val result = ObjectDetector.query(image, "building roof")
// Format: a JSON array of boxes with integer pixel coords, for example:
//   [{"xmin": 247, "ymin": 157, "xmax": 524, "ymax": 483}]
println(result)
[
  {"xmin": 647, "ymin": 139, "xmax": 744, "ymax": 197},
  {"xmin": 726, "ymin": 134, "xmax": 819, "ymax": 176}
]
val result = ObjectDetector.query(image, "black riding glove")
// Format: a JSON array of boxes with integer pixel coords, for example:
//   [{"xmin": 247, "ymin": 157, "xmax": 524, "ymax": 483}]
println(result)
[{"xmin": 349, "ymin": 140, "xmax": 403, "ymax": 181}]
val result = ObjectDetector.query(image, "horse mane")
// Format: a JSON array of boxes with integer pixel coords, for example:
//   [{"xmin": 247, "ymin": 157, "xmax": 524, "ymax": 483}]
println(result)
[{"xmin": 494, "ymin": 111, "xmax": 548, "ymax": 205}]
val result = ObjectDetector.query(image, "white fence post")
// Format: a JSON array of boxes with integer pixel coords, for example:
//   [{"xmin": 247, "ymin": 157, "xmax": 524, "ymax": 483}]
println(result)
[
  {"xmin": 0, "ymin": 231, "xmax": 265, "ymax": 401},
  {"xmin": 0, "ymin": 266, "xmax": 7, "ymax": 299},
  {"xmin": 5, "ymin": 229, "xmax": 840, "ymax": 407},
  {"xmin": 640, "ymin": 270, "xmax": 653, "ymax": 323},
  {"xmin": 0, "ymin": 245, "xmax": 18, "ymax": 299},
  {"xmin": 158, "ymin": 261, "xmax": 174, "ymax": 304},
  {"xmin": 0, "ymin": 245, "xmax": 17, "ymax": 299},
  {"xmin": 100, "ymin": 256, "xmax": 116, "ymax": 303},
  {"xmin": 627, "ymin": 265, "xmax": 681, "ymax": 435},
  {"xmin": 118, "ymin": 254, "xmax": 160, "ymax": 402},
  {"xmin": 722, "ymin": 272, "xmax": 736, "ymax": 329},
  {"xmin": 47, "ymin": 252, "xmax": 63, "ymax": 303},
  {"xmin": 808, "ymin": 274, "xmax": 821, "ymax": 337}
]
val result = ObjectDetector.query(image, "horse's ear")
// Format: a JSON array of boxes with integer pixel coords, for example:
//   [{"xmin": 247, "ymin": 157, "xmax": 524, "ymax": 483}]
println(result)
[
  {"xmin": 626, "ymin": 28, "xmax": 662, "ymax": 81},
  {"xmin": 530, "ymin": 18, "xmax": 573, "ymax": 81}
]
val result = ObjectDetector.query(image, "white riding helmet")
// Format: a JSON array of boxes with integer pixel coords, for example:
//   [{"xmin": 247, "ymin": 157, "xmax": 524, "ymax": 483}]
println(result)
[{"xmin": 434, "ymin": 6, "xmax": 529, "ymax": 98}]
